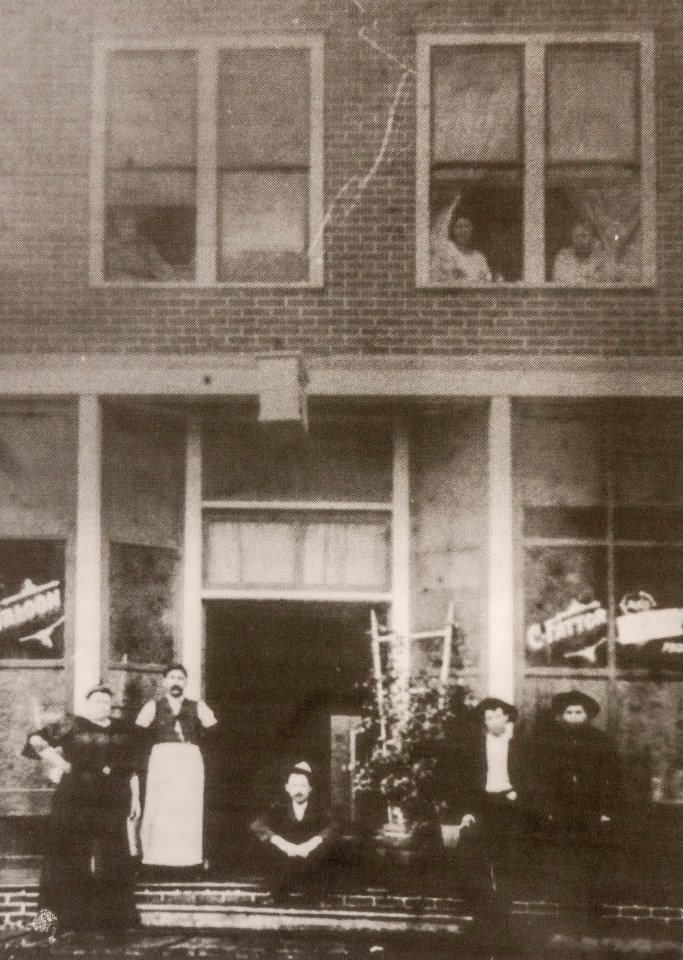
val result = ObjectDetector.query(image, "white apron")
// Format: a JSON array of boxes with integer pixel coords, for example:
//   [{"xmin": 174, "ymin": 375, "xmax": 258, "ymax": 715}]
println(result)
[{"xmin": 141, "ymin": 741, "xmax": 204, "ymax": 867}]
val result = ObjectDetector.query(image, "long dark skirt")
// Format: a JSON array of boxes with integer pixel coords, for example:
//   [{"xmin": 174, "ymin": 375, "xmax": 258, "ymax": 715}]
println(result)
[{"xmin": 40, "ymin": 791, "xmax": 137, "ymax": 932}]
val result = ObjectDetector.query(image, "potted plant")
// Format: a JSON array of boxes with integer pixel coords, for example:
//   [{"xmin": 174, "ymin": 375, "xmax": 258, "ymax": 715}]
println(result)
[{"xmin": 351, "ymin": 609, "xmax": 472, "ymax": 845}]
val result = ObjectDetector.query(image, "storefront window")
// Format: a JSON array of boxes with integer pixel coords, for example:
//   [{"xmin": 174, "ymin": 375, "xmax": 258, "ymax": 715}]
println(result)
[
  {"xmin": 109, "ymin": 542, "xmax": 177, "ymax": 666},
  {"xmin": 519, "ymin": 401, "xmax": 683, "ymax": 804},
  {"xmin": 525, "ymin": 545, "xmax": 608, "ymax": 668}
]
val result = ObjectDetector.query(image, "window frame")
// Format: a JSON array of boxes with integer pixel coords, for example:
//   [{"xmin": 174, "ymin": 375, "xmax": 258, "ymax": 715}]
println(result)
[
  {"xmin": 416, "ymin": 32, "xmax": 656, "ymax": 289},
  {"xmin": 90, "ymin": 34, "xmax": 325, "ymax": 289}
]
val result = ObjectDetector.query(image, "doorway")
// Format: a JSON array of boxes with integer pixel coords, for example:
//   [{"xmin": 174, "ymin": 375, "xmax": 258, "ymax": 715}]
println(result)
[{"xmin": 204, "ymin": 600, "xmax": 378, "ymax": 874}]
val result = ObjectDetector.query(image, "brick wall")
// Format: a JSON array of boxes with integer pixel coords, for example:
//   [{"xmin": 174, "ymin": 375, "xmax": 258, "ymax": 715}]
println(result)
[{"xmin": 1, "ymin": 0, "xmax": 682, "ymax": 357}]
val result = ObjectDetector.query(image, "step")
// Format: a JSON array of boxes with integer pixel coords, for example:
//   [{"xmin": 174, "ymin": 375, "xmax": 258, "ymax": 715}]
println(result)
[{"xmin": 2, "ymin": 881, "xmax": 683, "ymax": 933}]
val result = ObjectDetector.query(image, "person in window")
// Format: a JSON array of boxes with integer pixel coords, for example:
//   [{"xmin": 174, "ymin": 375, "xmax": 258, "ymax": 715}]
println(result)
[
  {"xmin": 535, "ymin": 691, "xmax": 621, "ymax": 911},
  {"xmin": 135, "ymin": 664, "xmax": 218, "ymax": 874},
  {"xmin": 552, "ymin": 221, "xmax": 605, "ymax": 285},
  {"xmin": 23, "ymin": 686, "xmax": 140, "ymax": 934},
  {"xmin": 435, "ymin": 213, "xmax": 493, "ymax": 285},
  {"xmin": 250, "ymin": 761, "xmax": 337, "ymax": 904},
  {"xmin": 105, "ymin": 209, "xmax": 176, "ymax": 282}
]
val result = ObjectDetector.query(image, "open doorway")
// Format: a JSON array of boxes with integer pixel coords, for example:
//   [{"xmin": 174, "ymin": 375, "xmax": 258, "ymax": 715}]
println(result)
[{"xmin": 204, "ymin": 600, "xmax": 380, "ymax": 874}]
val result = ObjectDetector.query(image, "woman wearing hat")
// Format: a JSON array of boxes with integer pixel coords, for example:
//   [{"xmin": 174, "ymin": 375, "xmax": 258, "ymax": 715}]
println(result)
[
  {"xmin": 536, "ymin": 690, "xmax": 621, "ymax": 909},
  {"xmin": 23, "ymin": 686, "xmax": 140, "ymax": 932}
]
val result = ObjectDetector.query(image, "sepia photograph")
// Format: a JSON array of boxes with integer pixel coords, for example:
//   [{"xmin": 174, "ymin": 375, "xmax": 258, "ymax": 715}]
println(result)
[{"xmin": 0, "ymin": 0, "xmax": 682, "ymax": 958}]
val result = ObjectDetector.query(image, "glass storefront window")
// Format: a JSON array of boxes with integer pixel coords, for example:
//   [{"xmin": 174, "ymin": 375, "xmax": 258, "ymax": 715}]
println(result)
[
  {"xmin": 525, "ymin": 545, "xmax": 608, "ymax": 668},
  {"xmin": 108, "ymin": 542, "xmax": 177, "ymax": 666}
]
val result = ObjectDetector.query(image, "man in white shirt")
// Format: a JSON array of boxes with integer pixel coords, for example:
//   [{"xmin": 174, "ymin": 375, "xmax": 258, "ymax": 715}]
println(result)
[{"xmin": 136, "ymin": 664, "xmax": 218, "ymax": 874}]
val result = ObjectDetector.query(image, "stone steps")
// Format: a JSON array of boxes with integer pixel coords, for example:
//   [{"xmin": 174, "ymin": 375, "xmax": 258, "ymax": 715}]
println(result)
[{"xmin": 2, "ymin": 880, "xmax": 683, "ymax": 933}]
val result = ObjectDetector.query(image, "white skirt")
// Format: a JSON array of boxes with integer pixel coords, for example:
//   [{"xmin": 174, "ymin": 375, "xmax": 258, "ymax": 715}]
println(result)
[{"xmin": 141, "ymin": 742, "xmax": 204, "ymax": 867}]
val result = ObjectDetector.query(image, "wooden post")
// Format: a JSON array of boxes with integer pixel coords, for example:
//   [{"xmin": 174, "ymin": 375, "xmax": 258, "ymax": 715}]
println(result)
[
  {"xmin": 487, "ymin": 397, "xmax": 515, "ymax": 702},
  {"xmin": 391, "ymin": 417, "xmax": 411, "ymax": 663},
  {"xmin": 182, "ymin": 416, "xmax": 203, "ymax": 699},
  {"xmin": 73, "ymin": 395, "xmax": 102, "ymax": 711}
]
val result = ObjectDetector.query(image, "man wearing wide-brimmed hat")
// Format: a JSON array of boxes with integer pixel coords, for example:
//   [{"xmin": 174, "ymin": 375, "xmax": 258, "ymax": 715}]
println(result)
[{"xmin": 536, "ymin": 689, "xmax": 621, "ymax": 910}]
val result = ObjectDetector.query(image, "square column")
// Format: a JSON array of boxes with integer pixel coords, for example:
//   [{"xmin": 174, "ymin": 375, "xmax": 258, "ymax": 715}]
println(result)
[
  {"xmin": 182, "ymin": 416, "xmax": 203, "ymax": 699},
  {"xmin": 487, "ymin": 396, "xmax": 515, "ymax": 702},
  {"xmin": 73, "ymin": 395, "xmax": 102, "ymax": 710}
]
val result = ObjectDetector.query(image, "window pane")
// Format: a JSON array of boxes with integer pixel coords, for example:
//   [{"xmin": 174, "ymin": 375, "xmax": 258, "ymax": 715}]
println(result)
[
  {"xmin": 524, "ymin": 506, "xmax": 607, "ymax": 540},
  {"xmin": 203, "ymin": 513, "xmax": 389, "ymax": 592},
  {"xmin": 546, "ymin": 168, "xmax": 642, "ymax": 284},
  {"xmin": 547, "ymin": 45, "xmax": 639, "ymax": 164},
  {"xmin": 109, "ymin": 543, "xmax": 176, "ymax": 665},
  {"xmin": 0, "ymin": 541, "xmax": 64, "ymax": 660},
  {"xmin": 525, "ymin": 546, "xmax": 608, "ymax": 668},
  {"xmin": 217, "ymin": 49, "xmax": 310, "ymax": 283},
  {"xmin": 432, "ymin": 46, "xmax": 522, "ymax": 164},
  {"xmin": 614, "ymin": 507, "xmax": 683, "ymax": 543},
  {"xmin": 105, "ymin": 51, "xmax": 197, "ymax": 281},
  {"xmin": 218, "ymin": 49, "xmax": 310, "ymax": 168},
  {"xmin": 430, "ymin": 170, "xmax": 523, "ymax": 283},
  {"xmin": 217, "ymin": 172, "xmax": 308, "ymax": 283},
  {"xmin": 615, "ymin": 548, "xmax": 683, "ymax": 670},
  {"xmin": 202, "ymin": 418, "xmax": 393, "ymax": 503}
]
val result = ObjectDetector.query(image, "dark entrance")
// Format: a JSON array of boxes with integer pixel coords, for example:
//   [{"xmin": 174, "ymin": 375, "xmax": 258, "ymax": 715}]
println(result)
[{"xmin": 204, "ymin": 600, "xmax": 377, "ymax": 875}]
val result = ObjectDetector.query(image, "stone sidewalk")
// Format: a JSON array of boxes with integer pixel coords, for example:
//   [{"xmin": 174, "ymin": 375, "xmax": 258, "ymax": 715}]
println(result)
[{"xmin": 1, "ymin": 921, "xmax": 683, "ymax": 960}]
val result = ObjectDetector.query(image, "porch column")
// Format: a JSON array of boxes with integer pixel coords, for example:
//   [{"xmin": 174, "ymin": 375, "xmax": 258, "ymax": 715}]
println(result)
[
  {"xmin": 487, "ymin": 396, "xmax": 515, "ymax": 702},
  {"xmin": 73, "ymin": 395, "xmax": 102, "ymax": 711},
  {"xmin": 391, "ymin": 418, "xmax": 411, "ymax": 668},
  {"xmin": 182, "ymin": 416, "xmax": 203, "ymax": 698}
]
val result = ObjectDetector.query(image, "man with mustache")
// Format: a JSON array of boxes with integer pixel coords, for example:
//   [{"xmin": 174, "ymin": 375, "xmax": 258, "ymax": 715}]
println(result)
[
  {"xmin": 136, "ymin": 664, "xmax": 217, "ymax": 873},
  {"xmin": 250, "ymin": 761, "xmax": 337, "ymax": 903}
]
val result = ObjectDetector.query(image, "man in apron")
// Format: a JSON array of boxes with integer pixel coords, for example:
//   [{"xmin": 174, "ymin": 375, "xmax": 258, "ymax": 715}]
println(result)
[{"xmin": 136, "ymin": 664, "xmax": 217, "ymax": 872}]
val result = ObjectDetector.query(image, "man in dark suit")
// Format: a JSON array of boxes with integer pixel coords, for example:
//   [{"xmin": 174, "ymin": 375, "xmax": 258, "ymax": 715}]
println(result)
[
  {"xmin": 434, "ymin": 696, "xmax": 529, "ymax": 956},
  {"xmin": 535, "ymin": 691, "xmax": 621, "ymax": 911},
  {"xmin": 250, "ymin": 761, "xmax": 337, "ymax": 903}
]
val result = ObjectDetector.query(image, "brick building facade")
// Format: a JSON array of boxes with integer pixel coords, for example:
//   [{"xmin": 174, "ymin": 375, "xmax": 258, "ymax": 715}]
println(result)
[{"xmin": 1, "ymin": 0, "xmax": 683, "ymax": 865}]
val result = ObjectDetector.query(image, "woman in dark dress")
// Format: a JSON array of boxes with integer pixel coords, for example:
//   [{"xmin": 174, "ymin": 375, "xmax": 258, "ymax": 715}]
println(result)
[{"xmin": 23, "ymin": 686, "xmax": 141, "ymax": 933}]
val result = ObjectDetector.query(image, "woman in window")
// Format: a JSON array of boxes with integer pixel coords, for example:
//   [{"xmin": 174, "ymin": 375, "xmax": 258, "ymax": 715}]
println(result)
[
  {"xmin": 23, "ymin": 686, "xmax": 141, "ymax": 934},
  {"xmin": 552, "ymin": 221, "xmax": 604, "ymax": 285},
  {"xmin": 434, "ymin": 211, "xmax": 493, "ymax": 285}
]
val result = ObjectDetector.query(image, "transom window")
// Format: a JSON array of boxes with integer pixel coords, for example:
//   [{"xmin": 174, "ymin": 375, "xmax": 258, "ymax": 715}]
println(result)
[
  {"xmin": 91, "ymin": 37, "xmax": 324, "ymax": 287},
  {"xmin": 416, "ymin": 34, "xmax": 655, "ymax": 287}
]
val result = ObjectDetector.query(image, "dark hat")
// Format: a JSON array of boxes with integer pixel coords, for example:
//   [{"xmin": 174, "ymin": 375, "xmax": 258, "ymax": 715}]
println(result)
[
  {"xmin": 163, "ymin": 662, "xmax": 188, "ymax": 678},
  {"xmin": 477, "ymin": 697, "xmax": 519, "ymax": 723},
  {"xmin": 551, "ymin": 690, "xmax": 600, "ymax": 719},
  {"xmin": 287, "ymin": 761, "xmax": 313, "ymax": 782}
]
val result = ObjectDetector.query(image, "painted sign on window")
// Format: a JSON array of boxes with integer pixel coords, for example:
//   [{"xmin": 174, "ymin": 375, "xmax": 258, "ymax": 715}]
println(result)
[
  {"xmin": 0, "ymin": 541, "xmax": 65, "ymax": 658},
  {"xmin": 616, "ymin": 592, "xmax": 683, "ymax": 669}
]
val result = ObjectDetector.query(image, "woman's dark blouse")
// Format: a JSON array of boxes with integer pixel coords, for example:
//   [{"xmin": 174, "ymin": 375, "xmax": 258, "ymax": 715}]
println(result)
[{"xmin": 24, "ymin": 716, "xmax": 135, "ymax": 811}]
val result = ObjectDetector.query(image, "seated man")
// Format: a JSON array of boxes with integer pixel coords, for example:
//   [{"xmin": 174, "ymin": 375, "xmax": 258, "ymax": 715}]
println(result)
[
  {"xmin": 552, "ymin": 221, "xmax": 604, "ymax": 285},
  {"xmin": 434, "ymin": 213, "xmax": 493, "ymax": 285},
  {"xmin": 250, "ymin": 761, "xmax": 337, "ymax": 903},
  {"xmin": 105, "ymin": 210, "xmax": 176, "ymax": 282}
]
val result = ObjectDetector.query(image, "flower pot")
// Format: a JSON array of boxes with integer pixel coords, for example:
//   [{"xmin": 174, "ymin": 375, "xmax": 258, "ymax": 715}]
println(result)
[{"xmin": 439, "ymin": 822, "xmax": 463, "ymax": 849}]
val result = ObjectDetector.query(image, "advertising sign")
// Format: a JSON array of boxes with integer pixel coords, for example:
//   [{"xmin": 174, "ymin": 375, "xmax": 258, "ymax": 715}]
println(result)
[{"xmin": 0, "ymin": 541, "xmax": 64, "ymax": 658}]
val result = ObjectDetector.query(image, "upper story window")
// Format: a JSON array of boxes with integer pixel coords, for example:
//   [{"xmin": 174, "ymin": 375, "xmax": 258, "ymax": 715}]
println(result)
[
  {"xmin": 416, "ymin": 34, "xmax": 655, "ymax": 288},
  {"xmin": 91, "ymin": 37, "xmax": 324, "ymax": 287}
]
